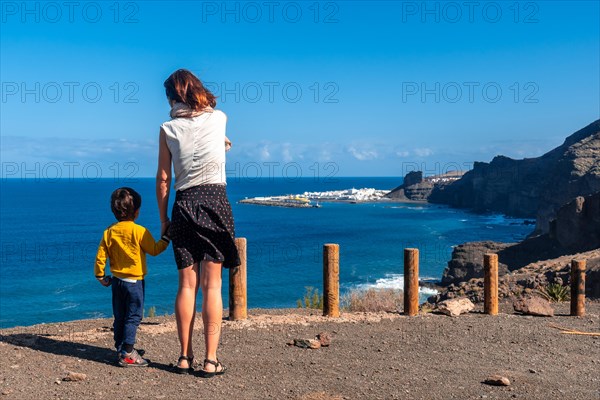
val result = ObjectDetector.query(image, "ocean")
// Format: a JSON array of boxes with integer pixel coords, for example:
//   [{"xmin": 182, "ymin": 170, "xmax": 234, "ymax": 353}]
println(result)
[{"xmin": 0, "ymin": 177, "xmax": 533, "ymax": 328}]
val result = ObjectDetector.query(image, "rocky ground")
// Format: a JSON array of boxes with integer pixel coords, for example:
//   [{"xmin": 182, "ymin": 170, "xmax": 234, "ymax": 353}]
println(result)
[
  {"xmin": 1, "ymin": 303, "xmax": 599, "ymax": 400},
  {"xmin": 432, "ymin": 248, "xmax": 600, "ymax": 304}
]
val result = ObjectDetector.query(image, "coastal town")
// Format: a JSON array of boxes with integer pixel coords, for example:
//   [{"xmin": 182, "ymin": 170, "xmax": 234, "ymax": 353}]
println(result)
[
  {"xmin": 239, "ymin": 188, "xmax": 393, "ymax": 207},
  {"xmin": 237, "ymin": 171, "xmax": 466, "ymax": 208}
]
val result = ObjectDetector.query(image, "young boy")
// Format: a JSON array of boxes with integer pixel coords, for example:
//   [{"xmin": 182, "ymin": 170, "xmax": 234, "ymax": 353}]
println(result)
[{"xmin": 94, "ymin": 187, "xmax": 169, "ymax": 367}]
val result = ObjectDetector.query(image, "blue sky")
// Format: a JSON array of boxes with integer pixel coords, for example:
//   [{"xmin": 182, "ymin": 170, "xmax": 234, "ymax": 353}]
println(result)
[{"xmin": 1, "ymin": 0, "xmax": 599, "ymax": 179}]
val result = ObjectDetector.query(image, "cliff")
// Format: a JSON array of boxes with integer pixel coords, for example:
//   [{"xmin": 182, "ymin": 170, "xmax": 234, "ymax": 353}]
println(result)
[
  {"xmin": 385, "ymin": 171, "xmax": 464, "ymax": 201},
  {"xmin": 439, "ymin": 192, "xmax": 600, "ymax": 298},
  {"xmin": 428, "ymin": 120, "xmax": 600, "ymax": 235}
]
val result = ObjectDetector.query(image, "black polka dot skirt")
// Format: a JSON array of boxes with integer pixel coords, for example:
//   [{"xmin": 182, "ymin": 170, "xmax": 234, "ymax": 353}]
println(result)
[{"xmin": 170, "ymin": 184, "xmax": 241, "ymax": 270}]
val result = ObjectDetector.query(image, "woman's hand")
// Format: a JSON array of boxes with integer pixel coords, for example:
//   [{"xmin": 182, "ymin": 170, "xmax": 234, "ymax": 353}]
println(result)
[{"xmin": 225, "ymin": 136, "xmax": 232, "ymax": 152}]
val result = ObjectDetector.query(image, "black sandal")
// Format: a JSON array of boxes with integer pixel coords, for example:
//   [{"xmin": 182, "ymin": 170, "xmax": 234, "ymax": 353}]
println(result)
[
  {"xmin": 199, "ymin": 358, "xmax": 227, "ymax": 378},
  {"xmin": 174, "ymin": 355, "xmax": 193, "ymax": 375}
]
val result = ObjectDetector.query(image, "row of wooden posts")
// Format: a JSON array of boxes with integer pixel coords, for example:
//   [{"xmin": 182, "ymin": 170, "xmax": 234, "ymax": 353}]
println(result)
[{"xmin": 228, "ymin": 238, "xmax": 587, "ymax": 320}]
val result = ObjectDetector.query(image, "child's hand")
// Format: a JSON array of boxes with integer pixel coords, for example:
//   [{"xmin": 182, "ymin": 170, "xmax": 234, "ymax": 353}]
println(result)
[{"xmin": 97, "ymin": 276, "xmax": 112, "ymax": 287}]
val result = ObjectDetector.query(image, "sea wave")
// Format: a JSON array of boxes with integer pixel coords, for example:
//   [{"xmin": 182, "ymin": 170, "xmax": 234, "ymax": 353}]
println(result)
[
  {"xmin": 84, "ymin": 311, "xmax": 107, "ymax": 319},
  {"xmin": 356, "ymin": 274, "xmax": 438, "ymax": 297},
  {"xmin": 49, "ymin": 302, "xmax": 79, "ymax": 312},
  {"xmin": 54, "ymin": 283, "xmax": 79, "ymax": 295}
]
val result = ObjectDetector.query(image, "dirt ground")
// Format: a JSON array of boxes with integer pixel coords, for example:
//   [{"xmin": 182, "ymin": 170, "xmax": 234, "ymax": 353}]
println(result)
[{"xmin": 1, "ymin": 301, "xmax": 599, "ymax": 400}]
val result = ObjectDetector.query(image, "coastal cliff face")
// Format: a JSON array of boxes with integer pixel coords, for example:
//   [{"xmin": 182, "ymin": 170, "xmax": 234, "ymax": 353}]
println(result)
[
  {"xmin": 439, "ymin": 192, "xmax": 600, "ymax": 299},
  {"xmin": 551, "ymin": 192, "xmax": 600, "ymax": 253},
  {"xmin": 388, "ymin": 121, "xmax": 600, "ymax": 302},
  {"xmin": 428, "ymin": 120, "xmax": 600, "ymax": 234},
  {"xmin": 385, "ymin": 171, "xmax": 463, "ymax": 201}
]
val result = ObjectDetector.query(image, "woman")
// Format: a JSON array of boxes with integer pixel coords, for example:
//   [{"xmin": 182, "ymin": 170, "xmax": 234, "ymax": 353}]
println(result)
[{"xmin": 156, "ymin": 69, "xmax": 240, "ymax": 377}]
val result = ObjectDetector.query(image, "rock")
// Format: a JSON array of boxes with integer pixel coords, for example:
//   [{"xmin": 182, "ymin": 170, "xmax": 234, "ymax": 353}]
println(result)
[
  {"xmin": 63, "ymin": 371, "xmax": 87, "ymax": 382},
  {"xmin": 586, "ymin": 257, "xmax": 600, "ymax": 298},
  {"xmin": 483, "ymin": 375, "xmax": 511, "ymax": 386},
  {"xmin": 316, "ymin": 332, "xmax": 331, "ymax": 347},
  {"xmin": 293, "ymin": 339, "xmax": 321, "ymax": 349},
  {"xmin": 553, "ymin": 193, "xmax": 600, "ymax": 253},
  {"xmin": 385, "ymin": 171, "xmax": 464, "ymax": 201},
  {"xmin": 513, "ymin": 296, "xmax": 554, "ymax": 317},
  {"xmin": 436, "ymin": 298, "xmax": 475, "ymax": 317},
  {"xmin": 441, "ymin": 242, "xmax": 512, "ymax": 286}
]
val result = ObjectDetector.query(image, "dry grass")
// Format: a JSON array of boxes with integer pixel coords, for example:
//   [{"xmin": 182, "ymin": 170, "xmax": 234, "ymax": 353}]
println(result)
[{"xmin": 341, "ymin": 288, "xmax": 403, "ymax": 312}]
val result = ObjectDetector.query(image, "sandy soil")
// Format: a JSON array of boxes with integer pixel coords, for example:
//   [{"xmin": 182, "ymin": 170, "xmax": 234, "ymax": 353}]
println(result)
[{"xmin": 1, "ymin": 302, "xmax": 599, "ymax": 400}]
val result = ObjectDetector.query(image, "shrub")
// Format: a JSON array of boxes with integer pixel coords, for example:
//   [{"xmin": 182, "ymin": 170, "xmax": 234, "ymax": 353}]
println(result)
[
  {"xmin": 537, "ymin": 283, "xmax": 570, "ymax": 302},
  {"xmin": 341, "ymin": 288, "xmax": 403, "ymax": 312},
  {"xmin": 147, "ymin": 306, "xmax": 156, "ymax": 318},
  {"xmin": 296, "ymin": 286, "xmax": 323, "ymax": 310}
]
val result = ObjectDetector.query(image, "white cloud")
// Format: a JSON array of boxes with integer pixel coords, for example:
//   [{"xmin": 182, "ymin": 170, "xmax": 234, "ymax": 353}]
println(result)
[
  {"xmin": 259, "ymin": 144, "xmax": 271, "ymax": 161},
  {"xmin": 1, "ymin": 136, "xmax": 157, "ymax": 162},
  {"xmin": 0, "ymin": 135, "xmax": 159, "ymax": 177},
  {"xmin": 319, "ymin": 148, "xmax": 332, "ymax": 161},
  {"xmin": 281, "ymin": 143, "xmax": 293, "ymax": 163},
  {"xmin": 413, "ymin": 148, "xmax": 433, "ymax": 157},
  {"xmin": 347, "ymin": 146, "xmax": 378, "ymax": 161}
]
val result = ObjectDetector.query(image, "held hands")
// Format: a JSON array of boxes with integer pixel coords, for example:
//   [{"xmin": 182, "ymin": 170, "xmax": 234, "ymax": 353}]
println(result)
[
  {"xmin": 97, "ymin": 276, "xmax": 112, "ymax": 287},
  {"xmin": 161, "ymin": 218, "xmax": 171, "ymax": 237}
]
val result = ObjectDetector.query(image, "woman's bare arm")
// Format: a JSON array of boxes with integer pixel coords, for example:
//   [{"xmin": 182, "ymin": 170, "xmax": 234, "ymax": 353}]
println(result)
[{"xmin": 156, "ymin": 127, "xmax": 172, "ymax": 235}]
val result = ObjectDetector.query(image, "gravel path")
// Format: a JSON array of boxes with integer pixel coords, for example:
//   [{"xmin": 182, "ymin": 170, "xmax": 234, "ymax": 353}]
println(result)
[{"xmin": 1, "ymin": 302, "xmax": 599, "ymax": 399}]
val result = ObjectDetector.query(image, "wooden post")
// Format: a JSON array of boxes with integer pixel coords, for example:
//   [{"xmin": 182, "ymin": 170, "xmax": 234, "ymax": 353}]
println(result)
[
  {"xmin": 570, "ymin": 259, "xmax": 586, "ymax": 317},
  {"xmin": 484, "ymin": 253, "xmax": 498, "ymax": 315},
  {"xmin": 323, "ymin": 243, "xmax": 340, "ymax": 317},
  {"xmin": 229, "ymin": 238, "xmax": 247, "ymax": 321},
  {"xmin": 403, "ymin": 248, "xmax": 419, "ymax": 316}
]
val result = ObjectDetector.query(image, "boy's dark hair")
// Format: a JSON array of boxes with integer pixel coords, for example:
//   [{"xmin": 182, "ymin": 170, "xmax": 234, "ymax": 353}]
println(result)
[{"xmin": 111, "ymin": 187, "xmax": 142, "ymax": 221}]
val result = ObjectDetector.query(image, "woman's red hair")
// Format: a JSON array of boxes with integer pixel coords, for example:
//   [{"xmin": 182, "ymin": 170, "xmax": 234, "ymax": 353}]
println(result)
[{"xmin": 164, "ymin": 69, "xmax": 216, "ymax": 112}]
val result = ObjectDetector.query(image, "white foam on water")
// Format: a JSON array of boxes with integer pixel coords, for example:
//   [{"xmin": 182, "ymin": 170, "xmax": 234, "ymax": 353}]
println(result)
[
  {"xmin": 85, "ymin": 311, "xmax": 107, "ymax": 319},
  {"xmin": 357, "ymin": 274, "xmax": 438, "ymax": 297},
  {"xmin": 54, "ymin": 283, "xmax": 79, "ymax": 295},
  {"xmin": 49, "ymin": 302, "xmax": 79, "ymax": 312}
]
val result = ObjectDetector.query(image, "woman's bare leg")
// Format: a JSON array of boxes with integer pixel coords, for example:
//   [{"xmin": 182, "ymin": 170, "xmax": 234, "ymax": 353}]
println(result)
[
  {"xmin": 175, "ymin": 263, "xmax": 199, "ymax": 368},
  {"xmin": 200, "ymin": 260, "xmax": 223, "ymax": 372}
]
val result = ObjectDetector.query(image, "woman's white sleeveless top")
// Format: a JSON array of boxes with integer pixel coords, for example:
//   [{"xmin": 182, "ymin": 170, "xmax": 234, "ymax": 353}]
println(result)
[{"xmin": 161, "ymin": 110, "xmax": 227, "ymax": 191}]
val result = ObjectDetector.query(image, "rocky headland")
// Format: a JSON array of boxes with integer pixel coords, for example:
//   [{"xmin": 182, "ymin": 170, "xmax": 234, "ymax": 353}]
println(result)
[
  {"xmin": 429, "ymin": 119, "xmax": 600, "ymax": 235},
  {"xmin": 385, "ymin": 170, "xmax": 464, "ymax": 202},
  {"xmin": 389, "ymin": 120, "xmax": 600, "ymax": 303}
]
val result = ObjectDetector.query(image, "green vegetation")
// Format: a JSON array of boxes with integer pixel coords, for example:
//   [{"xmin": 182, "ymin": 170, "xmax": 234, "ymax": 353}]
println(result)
[
  {"xmin": 147, "ymin": 306, "xmax": 157, "ymax": 318},
  {"xmin": 296, "ymin": 286, "xmax": 323, "ymax": 310},
  {"xmin": 538, "ymin": 283, "xmax": 570, "ymax": 302}
]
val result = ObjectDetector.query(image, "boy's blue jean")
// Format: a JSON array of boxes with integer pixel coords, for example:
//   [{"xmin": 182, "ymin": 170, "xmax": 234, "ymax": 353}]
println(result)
[{"xmin": 111, "ymin": 278, "xmax": 145, "ymax": 350}]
